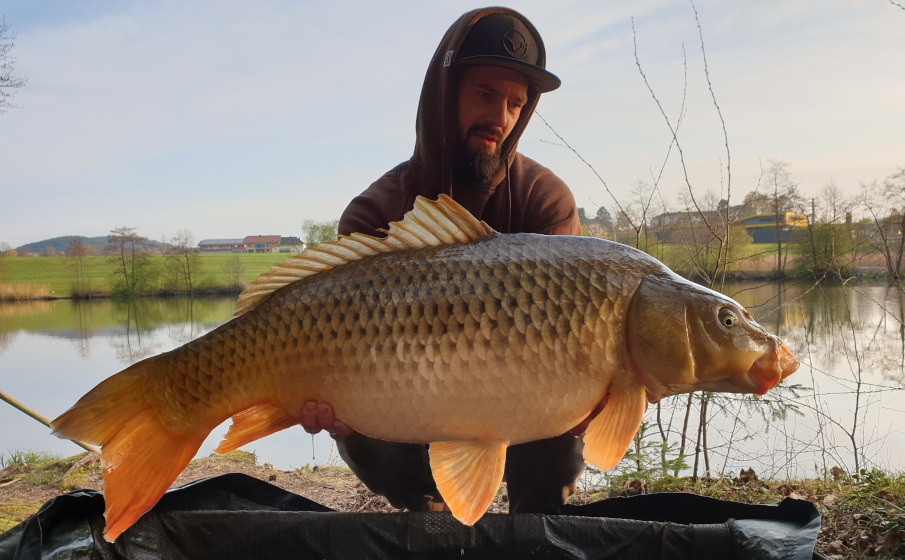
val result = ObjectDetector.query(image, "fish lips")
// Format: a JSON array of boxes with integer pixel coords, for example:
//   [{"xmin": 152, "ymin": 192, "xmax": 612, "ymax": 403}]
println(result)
[{"xmin": 747, "ymin": 339, "xmax": 800, "ymax": 396}]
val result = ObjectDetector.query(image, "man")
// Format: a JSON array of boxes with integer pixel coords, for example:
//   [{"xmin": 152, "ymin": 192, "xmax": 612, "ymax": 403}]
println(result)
[{"xmin": 301, "ymin": 7, "xmax": 590, "ymax": 515}]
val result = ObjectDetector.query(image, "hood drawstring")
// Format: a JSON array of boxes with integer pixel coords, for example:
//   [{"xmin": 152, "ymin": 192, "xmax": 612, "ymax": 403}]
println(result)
[{"xmin": 506, "ymin": 156, "xmax": 512, "ymax": 233}]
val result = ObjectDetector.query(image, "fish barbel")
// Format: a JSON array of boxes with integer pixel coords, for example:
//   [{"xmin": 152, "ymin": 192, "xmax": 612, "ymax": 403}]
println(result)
[{"xmin": 51, "ymin": 195, "xmax": 799, "ymax": 541}]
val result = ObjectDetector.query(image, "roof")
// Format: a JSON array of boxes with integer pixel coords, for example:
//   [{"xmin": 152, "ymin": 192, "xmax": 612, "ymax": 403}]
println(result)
[
  {"xmin": 280, "ymin": 237, "xmax": 304, "ymax": 245},
  {"xmin": 198, "ymin": 239, "xmax": 244, "ymax": 246},
  {"xmin": 243, "ymin": 235, "xmax": 281, "ymax": 244}
]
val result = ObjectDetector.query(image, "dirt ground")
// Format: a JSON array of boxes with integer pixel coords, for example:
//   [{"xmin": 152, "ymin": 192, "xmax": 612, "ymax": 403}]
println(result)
[{"xmin": 2, "ymin": 451, "xmax": 903, "ymax": 559}]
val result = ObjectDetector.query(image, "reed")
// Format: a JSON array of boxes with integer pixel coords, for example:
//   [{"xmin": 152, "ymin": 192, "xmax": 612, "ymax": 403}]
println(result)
[{"xmin": 0, "ymin": 284, "xmax": 52, "ymax": 301}]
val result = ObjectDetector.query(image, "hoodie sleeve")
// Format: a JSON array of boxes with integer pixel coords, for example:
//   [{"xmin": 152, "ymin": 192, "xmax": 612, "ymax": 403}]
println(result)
[
  {"xmin": 338, "ymin": 194, "xmax": 385, "ymax": 238},
  {"xmin": 510, "ymin": 155, "xmax": 582, "ymax": 236},
  {"xmin": 338, "ymin": 164, "xmax": 417, "ymax": 237}
]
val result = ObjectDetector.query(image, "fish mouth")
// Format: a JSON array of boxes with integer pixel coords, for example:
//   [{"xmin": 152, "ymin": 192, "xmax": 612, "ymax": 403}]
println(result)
[{"xmin": 748, "ymin": 339, "xmax": 800, "ymax": 396}]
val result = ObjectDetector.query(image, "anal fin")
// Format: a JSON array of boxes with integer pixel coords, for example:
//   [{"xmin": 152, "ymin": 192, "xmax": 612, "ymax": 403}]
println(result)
[
  {"xmin": 215, "ymin": 404, "xmax": 299, "ymax": 455},
  {"xmin": 428, "ymin": 439, "xmax": 507, "ymax": 526},
  {"xmin": 582, "ymin": 385, "xmax": 647, "ymax": 471}
]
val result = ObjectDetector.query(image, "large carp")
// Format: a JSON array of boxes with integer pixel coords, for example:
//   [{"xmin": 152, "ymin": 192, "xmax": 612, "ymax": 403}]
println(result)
[{"xmin": 52, "ymin": 195, "xmax": 798, "ymax": 541}]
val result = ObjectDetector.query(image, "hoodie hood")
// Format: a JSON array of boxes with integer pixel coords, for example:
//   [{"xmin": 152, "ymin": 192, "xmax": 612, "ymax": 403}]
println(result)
[{"xmin": 412, "ymin": 7, "xmax": 552, "ymax": 200}]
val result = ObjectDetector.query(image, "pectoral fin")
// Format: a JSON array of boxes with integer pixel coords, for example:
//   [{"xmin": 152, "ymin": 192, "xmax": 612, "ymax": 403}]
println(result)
[
  {"xmin": 215, "ymin": 404, "xmax": 299, "ymax": 455},
  {"xmin": 582, "ymin": 385, "xmax": 647, "ymax": 471},
  {"xmin": 428, "ymin": 439, "xmax": 507, "ymax": 526}
]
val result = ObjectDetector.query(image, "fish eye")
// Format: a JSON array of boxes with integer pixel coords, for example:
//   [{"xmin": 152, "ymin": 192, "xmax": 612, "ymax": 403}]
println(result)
[{"xmin": 718, "ymin": 308, "xmax": 737, "ymax": 328}]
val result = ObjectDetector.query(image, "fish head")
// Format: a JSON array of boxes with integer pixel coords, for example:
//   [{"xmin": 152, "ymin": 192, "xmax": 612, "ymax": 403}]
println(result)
[{"xmin": 626, "ymin": 277, "xmax": 799, "ymax": 402}]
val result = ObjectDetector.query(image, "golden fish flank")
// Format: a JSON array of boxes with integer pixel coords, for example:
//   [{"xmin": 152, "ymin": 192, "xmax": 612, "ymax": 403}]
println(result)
[{"xmin": 51, "ymin": 195, "xmax": 799, "ymax": 541}]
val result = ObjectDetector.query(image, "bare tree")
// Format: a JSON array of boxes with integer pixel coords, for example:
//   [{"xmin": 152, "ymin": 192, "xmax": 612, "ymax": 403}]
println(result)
[
  {"xmin": 0, "ymin": 241, "xmax": 9, "ymax": 281},
  {"xmin": 761, "ymin": 159, "xmax": 802, "ymax": 277},
  {"xmin": 795, "ymin": 182, "xmax": 857, "ymax": 277},
  {"xmin": 862, "ymin": 167, "xmax": 905, "ymax": 288},
  {"xmin": 68, "ymin": 236, "xmax": 95, "ymax": 298},
  {"xmin": 222, "ymin": 255, "xmax": 245, "ymax": 287},
  {"xmin": 106, "ymin": 227, "xmax": 154, "ymax": 297},
  {"xmin": 165, "ymin": 229, "xmax": 203, "ymax": 294},
  {"xmin": 0, "ymin": 16, "xmax": 27, "ymax": 113}
]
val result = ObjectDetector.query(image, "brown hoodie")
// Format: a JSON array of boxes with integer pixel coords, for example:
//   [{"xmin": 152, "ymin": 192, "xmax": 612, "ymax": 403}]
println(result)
[{"xmin": 338, "ymin": 7, "xmax": 581, "ymax": 237}]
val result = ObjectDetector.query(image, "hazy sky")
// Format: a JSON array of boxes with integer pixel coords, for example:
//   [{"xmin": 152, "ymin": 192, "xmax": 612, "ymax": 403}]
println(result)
[{"xmin": 1, "ymin": 1, "xmax": 903, "ymax": 249}]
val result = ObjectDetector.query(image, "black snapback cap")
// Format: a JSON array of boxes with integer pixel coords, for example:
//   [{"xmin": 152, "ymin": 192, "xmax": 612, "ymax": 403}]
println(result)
[{"xmin": 454, "ymin": 13, "xmax": 561, "ymax": 93}]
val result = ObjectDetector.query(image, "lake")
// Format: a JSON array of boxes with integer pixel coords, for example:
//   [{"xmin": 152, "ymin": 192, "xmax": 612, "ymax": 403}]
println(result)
[{"xmin": 1, "ymin": 282, "xmax": 903, "ymax": 479}]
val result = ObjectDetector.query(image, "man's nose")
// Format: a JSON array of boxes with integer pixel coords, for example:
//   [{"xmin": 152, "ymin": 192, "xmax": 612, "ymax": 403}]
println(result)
[{"xmin": 483, "ymin": 99, "xmax": 509, "ymax": 128}]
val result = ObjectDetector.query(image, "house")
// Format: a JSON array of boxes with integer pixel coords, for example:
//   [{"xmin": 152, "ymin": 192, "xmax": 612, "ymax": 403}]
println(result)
[
  {"xmin": 198, "ymin": 239, "xmax": 245, "ymax": 254},
  {"xmin": 242, "ymin": 235, "xmax": 282, "ymax": 253},
  {"xmin": 279, "ymin": 237, "xmax": 306, "ymax": 254},
  {"xmin": 736, "ymin": 213, "xmax": 809, "ymax": 244},
  {"xmin": 650, "ymin": 209, "xmax": 809, "ymax": 245}
]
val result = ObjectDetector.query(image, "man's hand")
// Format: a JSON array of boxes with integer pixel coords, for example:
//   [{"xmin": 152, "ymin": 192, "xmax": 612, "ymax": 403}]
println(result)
[
  {"xmin": 569, "ymin": 396, "xmax": 608, "ymax": 437},
  {"xmin": 300, "ymin": 401, "xmax": 355, "ymax": 438}
]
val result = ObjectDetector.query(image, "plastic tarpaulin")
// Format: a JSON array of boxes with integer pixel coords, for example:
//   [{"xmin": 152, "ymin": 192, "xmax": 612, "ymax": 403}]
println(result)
[{"xmin": 0, "ymin": 473, "xmax": 820, "ymax": 559}]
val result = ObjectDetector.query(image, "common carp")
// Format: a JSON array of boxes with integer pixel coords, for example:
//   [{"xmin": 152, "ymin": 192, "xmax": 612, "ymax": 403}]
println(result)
[{"xmin": 51, "ymin": 195, "xmax": 799, "ymax": 541}]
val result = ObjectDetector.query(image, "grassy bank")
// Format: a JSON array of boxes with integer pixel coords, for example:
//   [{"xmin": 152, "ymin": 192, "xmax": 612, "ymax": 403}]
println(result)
[
  {"xmin": 0, "ymin": 244, "xmax": 896, "ymax": 301},
  {"xmin": 0, "ymin": 254, "xmax": 291, "ymax": 299}
]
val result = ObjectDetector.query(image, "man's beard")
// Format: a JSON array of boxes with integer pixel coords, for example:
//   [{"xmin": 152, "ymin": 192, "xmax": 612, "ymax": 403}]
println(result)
[{"xmin": 455, "ymin": 126, "xmax": 503, "ymax": 185}]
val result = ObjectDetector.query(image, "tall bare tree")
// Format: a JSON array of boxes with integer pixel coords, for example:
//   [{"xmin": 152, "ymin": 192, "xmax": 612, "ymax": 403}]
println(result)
[
  {"xmin": 0, "ymin": 16, "xmax": 27, "ymax": 113},
  {"xmin": 165, "ymin": 229, "xmax": 203, "ymax": 294},
  {"xmin": 0, "ymin": 241, "xmax": 10, "ymax": 281},
  {"xmin": 67, "ymin": 236, "xmax": 94, "ymax": 298},
  {"xmin": 222, "ymin": 255, "xmax": 245, "ymax": 288},
  {"xmin": 862, "ymin": 167, "xmax": 905, "ymax": 288},
  {"xmin": 106, "ymin": 227, "xmax": 154, "ymax": 297},
  {"xmin": 761, "ymin": 159, "xmax": 802, "ymax": 277}
]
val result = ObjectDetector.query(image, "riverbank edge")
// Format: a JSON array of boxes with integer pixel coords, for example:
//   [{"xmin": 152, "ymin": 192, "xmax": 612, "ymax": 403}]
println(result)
[{"xmin": 2, "ymin": 267, "xmax": 900, "ymax": 303}]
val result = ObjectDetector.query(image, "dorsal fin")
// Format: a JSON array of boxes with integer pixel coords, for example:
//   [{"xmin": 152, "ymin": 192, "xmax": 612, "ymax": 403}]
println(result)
[{"xmin": 232, "ymin": 194, "xmax": 494, "ymax": 317}]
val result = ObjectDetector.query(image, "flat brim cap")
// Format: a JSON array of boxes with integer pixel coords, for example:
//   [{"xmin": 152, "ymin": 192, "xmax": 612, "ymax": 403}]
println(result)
[{"xmin": 454, "ymin": 13, "xmax": 561, "ymax": 93}]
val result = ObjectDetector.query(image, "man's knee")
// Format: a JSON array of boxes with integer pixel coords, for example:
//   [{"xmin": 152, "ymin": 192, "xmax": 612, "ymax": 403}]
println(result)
[
  {"xmin": 504, "ymin": 433, "xmax": 586, "ymax": 513},
  {"xmin": 335, "ymin": 433, "xmax": 440, "ymax": 511}
]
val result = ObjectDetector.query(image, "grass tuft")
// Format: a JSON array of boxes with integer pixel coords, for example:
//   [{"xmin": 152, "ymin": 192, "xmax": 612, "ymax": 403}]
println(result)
[{"xmin": 0, "ymin": 449, "xmax": 63, "ymax": 469}]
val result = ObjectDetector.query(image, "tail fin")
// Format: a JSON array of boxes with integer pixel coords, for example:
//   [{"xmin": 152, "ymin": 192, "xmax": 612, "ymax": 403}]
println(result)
[{"xmin": 51, "ymin": 357, "xmax": 205, "ymax": 542}]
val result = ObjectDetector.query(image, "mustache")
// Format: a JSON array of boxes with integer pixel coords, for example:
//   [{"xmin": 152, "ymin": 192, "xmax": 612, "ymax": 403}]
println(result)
[{"xmin": 467, "ymin": 125, "xmax": 504, "ymax": 144}]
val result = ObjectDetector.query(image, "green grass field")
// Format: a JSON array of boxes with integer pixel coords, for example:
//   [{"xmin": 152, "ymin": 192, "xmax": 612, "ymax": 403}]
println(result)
[{"xmin": 0, "ymin": 254, "xmax": 292, "ymax": 298}]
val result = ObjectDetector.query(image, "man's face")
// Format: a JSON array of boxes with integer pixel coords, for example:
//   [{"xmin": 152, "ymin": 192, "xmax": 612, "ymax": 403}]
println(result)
[{"xmin": 455, "ymin": 65, "xmax": 529, "ymax": 184}]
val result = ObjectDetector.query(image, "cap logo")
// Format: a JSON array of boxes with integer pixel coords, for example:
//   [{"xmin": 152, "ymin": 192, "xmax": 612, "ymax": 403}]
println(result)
[
  {"xmin": 502, "ymin": 29, "xmax": 528, "ymax": 58},
  {"xmin": 443, "ymin": 50, "xmax": 454, "ymax": 67}
]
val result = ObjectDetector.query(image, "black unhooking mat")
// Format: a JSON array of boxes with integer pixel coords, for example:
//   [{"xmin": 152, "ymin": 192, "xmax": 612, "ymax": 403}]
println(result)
[{"xmin": 0, "ymin": 473, "xmax": 820, "ymax": 559}]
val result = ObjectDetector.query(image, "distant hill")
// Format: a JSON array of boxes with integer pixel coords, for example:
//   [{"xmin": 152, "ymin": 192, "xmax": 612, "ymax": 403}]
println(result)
[{"xmin": 15, "ymin": 236, "xmax": 163, "ymax": 256}]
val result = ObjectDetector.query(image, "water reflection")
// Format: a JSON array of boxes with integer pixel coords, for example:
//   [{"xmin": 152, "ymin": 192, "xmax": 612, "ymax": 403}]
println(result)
[
  {"xmin": 0, "ymin": 297, "xmax": 236, "ymax": 363},
  {"xmin": 714, "ymin": 281, "xmax": 905, "ymax": 477}
]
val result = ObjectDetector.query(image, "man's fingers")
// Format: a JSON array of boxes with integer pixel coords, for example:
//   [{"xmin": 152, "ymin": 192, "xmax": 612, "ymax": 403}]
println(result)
[
  {"xmin": 316, "ymin": 401, "xmax": 336, "ymax": 430},
  {"xmin": 301, "ymin": 400, "xmax": 321, "ymax": 434},
  {"xmin": 317, "ymin": 402, "xmax": 354, "ymax": 437},
  {"xmin": 331, "ymin": 419, "xmax": 354, "ymax": 437}
]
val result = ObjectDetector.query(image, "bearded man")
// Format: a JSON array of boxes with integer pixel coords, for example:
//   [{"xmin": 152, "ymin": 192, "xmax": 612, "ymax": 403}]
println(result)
[{"xmin": 302, "ymin": 7, "xmax": 590, "ymax": 515}]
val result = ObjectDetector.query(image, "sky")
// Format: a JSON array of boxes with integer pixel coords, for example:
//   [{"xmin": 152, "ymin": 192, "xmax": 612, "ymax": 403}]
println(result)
[{"xmin": 1, "ymin": 0, "xmax": 903, "ymax": 249}]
